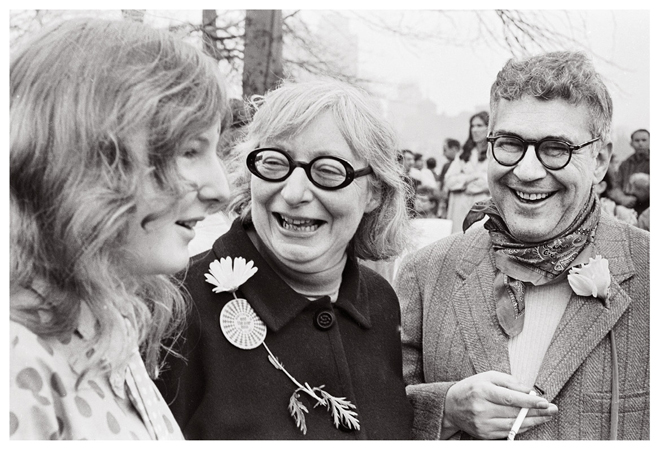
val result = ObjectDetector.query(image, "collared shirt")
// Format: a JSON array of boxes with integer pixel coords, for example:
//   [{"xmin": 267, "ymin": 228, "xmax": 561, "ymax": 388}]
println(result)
[{"xmin": 10, "ymin": 302, "xmax": 183, "ymax": 440}]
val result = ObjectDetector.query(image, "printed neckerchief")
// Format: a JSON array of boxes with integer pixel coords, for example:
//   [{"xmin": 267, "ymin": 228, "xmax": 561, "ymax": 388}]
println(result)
[{"xmin": 462, "ymin": 189, "xmax": 600, "ymax": 337}]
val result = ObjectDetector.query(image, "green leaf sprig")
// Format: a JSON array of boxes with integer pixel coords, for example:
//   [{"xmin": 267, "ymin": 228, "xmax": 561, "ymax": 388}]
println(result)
[{"xmin": 265, "ymin": 344, "xmax": 360, "ymax": 435}]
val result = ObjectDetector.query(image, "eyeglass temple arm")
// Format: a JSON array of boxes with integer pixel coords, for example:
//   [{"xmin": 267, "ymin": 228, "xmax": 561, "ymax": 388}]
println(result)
[
  {"xmin": 574, "ymin": 136, "xmax": 601, "ymax": 150},
  {"xmin": 354, "ymin": 166, "xmax": 373, "ymax": 177}
]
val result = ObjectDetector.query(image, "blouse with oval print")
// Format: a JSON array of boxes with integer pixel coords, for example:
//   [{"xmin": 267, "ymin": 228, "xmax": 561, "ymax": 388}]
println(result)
[{"xmin": 10, "ymin": 302, "xmax": 183, "ymax": 440}]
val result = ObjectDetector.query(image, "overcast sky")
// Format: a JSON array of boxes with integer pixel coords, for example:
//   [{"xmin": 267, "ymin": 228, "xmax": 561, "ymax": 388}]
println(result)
[
  {"xmin": 8, "ymin": 5, "xmax": 650, "ymax": 132},
  {"xmin": 5, "ymin": 3, "xmax": 654, "ymax": 141},
  {"xmin": 304, "ymin": 9, "xmax": 650, "ymax": 137}
]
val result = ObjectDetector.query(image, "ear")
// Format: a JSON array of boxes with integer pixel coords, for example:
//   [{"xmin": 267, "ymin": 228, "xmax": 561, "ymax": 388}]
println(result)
[
  {"xmin": 592, "ymin": 141, "xmax": 612, "ymax": 184},
  {"xmin": 593, "ymin": 180, "xmax": 607, "ymax": 196},
  {"xmin": 364, "ymin": 185, "xmax": 382, "ymax": 214}
]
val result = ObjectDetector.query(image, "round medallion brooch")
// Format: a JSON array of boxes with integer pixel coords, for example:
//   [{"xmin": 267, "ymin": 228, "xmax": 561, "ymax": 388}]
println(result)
[{"xmin": 219, "ymin": 298, "xmax": 267, "ymax": 349}]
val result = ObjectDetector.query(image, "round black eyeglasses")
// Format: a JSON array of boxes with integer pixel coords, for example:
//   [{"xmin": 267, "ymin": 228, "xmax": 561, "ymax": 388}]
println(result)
[
  {"xmin": 487, "ymin": 135, "xmax": 601, "ymax": 170},
  {"xmin": 246, "ymin": 148, "xmax": 373, "ymax": 190}
]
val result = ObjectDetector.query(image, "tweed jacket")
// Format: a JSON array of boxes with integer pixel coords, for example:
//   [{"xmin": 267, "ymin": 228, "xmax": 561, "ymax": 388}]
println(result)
[
  {"xmin": 395, "ymin": 213, "xmax": 649, "ymax": 440},
  {"xmin": 156, "ymin": 219, "xmax": 413, "ymax": 439}
]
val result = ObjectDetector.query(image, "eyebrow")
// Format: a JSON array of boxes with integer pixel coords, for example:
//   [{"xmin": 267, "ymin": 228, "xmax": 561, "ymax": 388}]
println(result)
[
  {"xmin": 492, "ymin": 130, "xmax": 576, "ymax": 143},
  {"xmin": 189, "ymin": 136, "xmax": 211, "ymax": 147},
  {"xmin": 260, "ymin": 142, "xmax": 354, "ymax": 161}
]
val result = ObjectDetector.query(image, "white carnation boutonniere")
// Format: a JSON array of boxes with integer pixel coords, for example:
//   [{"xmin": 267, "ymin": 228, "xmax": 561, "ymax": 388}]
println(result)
[
  {"xmin": 567, "ymin": 255, "xmax": 611, "ymax": 302},
  {"xmin": 205, "ymin": 256, "xmax": 360, "ymax": 435}
]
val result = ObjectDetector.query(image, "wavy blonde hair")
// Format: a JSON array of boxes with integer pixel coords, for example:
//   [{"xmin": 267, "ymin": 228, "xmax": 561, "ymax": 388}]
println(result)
[
  {"xmin": 228, "ymin": 79, "xmax": 411, "ymax": 260},
  {"xmin": 10, "ymin": 18, "xmax": 230, "ymax": 378}
]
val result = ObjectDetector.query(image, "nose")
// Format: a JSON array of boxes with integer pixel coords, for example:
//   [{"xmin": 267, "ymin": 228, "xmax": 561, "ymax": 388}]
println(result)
[
  {"xmin": 280, "ymin": 167, "xmax": 314, "ymax": 205},
  {"xmin": 512, "ymin": 145, "xmax": 547, "ymax": 182},
  {"xmin": 197, "ymin": 154, "xmax": 231, "ymax": 213}
]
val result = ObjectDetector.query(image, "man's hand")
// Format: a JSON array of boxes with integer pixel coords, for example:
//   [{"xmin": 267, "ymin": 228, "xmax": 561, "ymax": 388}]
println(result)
[{"xmin": 441, "ymin": 371, "xmax": 558, "ymax": 440}]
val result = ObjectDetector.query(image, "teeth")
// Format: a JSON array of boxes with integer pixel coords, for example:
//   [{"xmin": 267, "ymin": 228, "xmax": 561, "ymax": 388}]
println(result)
[
  {"xmin": 282, "ymin": 221, "xmax": 319, "ymax": 232},
  {"xmin": 516, "ymin": 191, "xmax": 550, "ymax": 201},
  {"xmin": 281, "ymin": 215, "xmax": 316, "ymax": 226},
  {"xmin": 280, "ymin": 214, "xmax": 320, "ymax": 232}
]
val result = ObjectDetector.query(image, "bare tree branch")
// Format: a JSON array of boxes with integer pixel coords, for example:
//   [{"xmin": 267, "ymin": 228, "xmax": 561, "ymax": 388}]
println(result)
[{"xmin": 9, "ymin": 9, "xmax": 628, "ymax": 95}]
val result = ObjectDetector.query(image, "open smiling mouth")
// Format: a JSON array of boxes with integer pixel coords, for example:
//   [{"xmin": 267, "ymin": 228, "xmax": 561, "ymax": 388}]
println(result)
[
  {"xmin": 274, "ymin": 213, "xmax": 325, "ymax": 232},
  {"xmin": 513, "ymin": 190, "xmax": 555, "ymax": 203},
  {"xmin": 175, "ymin": 220, "xmax": 198, "ymax": 230}
]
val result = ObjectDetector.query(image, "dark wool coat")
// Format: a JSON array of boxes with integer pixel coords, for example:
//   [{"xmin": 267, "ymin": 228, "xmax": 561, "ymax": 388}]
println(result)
[
  {"xmin": 396, "ymin": 213, "xmax": 650, "ymax": 440},
  {"xmin": 156, "ymin": 219, "xmax": 413, "ymax": 439}
]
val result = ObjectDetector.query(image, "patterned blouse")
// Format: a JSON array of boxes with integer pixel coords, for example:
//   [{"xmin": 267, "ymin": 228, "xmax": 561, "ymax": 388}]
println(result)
[{"xmin": 10, "ymin": 303, "xmax": 183, "ymax": 440}]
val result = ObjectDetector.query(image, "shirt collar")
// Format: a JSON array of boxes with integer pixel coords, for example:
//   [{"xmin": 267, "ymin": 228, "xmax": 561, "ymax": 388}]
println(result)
[
  {"xmin": 212, "ymin": 219, "xmax": 372, "ymax": 332},
  {"xmin": 71, "ymin": 302, "xmax": 131, "ymax": 398},
  {"xmin": 75, "ymin": 300, "xmax": 97, "ymax": 341}
]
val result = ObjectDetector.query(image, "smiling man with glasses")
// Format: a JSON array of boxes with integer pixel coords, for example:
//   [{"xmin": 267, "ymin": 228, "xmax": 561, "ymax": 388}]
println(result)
[{"xmin": 396, "ymin": 51, "xmax": 649, "ymax": 440}]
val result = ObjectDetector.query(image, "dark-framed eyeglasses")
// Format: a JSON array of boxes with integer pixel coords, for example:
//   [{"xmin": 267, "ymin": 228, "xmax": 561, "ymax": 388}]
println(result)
[
  {"xmin": 246, "ymin": 148, "xmax": 373, "ymax": 190},
  {"xmin": 487, "ymin": 134, "xmax": 601, "ymax": 170}
]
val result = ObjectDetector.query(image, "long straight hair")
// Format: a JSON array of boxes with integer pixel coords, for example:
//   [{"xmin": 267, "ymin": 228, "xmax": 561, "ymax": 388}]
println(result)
[{"xmin": 459, "ymin": 111, "xmax": 490, "ymax": 162}]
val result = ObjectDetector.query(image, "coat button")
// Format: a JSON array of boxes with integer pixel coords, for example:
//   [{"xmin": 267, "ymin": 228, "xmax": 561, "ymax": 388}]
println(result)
[{"xmin": 314, "ymin": 309, "xmax": 335, "ymax": 330}]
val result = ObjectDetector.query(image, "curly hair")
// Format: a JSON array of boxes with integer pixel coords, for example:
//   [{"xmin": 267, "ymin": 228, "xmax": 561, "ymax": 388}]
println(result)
[
  {"xmin": 228, "ymin": 79, "xmax": 411, "ymax": 260},
  {"xmin": 490, "ymin": 51, "xmax": 613, "ymax": 146},
  {"xmin": 10, "ymin": 18, "xmax": 230, "ymax": 378}
]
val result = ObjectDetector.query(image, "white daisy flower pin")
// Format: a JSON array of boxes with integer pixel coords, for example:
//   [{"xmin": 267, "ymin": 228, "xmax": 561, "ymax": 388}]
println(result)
[{"xmin": 205, "ymin": 256, "xmax": 258, "ymax": 293}]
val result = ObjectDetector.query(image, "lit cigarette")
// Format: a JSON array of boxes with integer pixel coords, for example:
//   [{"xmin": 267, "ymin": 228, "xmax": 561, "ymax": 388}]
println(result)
[{"xmin": 507, "ymin": 390, "xmax": 537, "ymax": 441}]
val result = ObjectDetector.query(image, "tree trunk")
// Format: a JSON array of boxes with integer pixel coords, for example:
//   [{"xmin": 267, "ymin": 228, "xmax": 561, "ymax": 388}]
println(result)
[
  {"xmin": 242, "ymin": 10, "xmax": 283, "ymax": 99},
  {"xmin": 202, "ymin": 10, "xmax": 222, "ymax": 60}
]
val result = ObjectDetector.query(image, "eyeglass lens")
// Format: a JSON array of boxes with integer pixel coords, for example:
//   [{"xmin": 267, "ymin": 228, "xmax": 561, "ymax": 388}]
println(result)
[
  {"xmin": 493, "ymin": 136, "xmax": 571, "ymax": 169},
  {"xmin": 253, "ymin": 149, "xmax": 349, "ymax": 188}
]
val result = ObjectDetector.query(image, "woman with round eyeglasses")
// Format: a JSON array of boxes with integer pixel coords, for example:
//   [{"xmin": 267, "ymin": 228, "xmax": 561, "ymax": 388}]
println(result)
[{"xmin": 156, "ymin": 80, "xmax": 414, "ymax": 439}]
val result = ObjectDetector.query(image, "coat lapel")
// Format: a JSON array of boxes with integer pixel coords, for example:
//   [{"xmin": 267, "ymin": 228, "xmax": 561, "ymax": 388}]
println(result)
[
  {"xmin": 534, "ymin": 215, "xmax": 635, "ymax": 402},
  {"xmin": 448, "ymin": 230, "xmax": 511, "ymax": 374}
]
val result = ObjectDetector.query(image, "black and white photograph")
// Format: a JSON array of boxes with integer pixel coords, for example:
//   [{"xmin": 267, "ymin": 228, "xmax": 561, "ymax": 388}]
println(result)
[{"xmin": 8, "ymin": 3, "xmax": 652, "ymax": 441}]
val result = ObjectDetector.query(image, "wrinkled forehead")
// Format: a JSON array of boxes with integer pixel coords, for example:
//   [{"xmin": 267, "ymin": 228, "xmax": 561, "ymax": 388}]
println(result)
[{"xmin": 490, "ymin": 97, "xmax": 593, "ymax": 136}]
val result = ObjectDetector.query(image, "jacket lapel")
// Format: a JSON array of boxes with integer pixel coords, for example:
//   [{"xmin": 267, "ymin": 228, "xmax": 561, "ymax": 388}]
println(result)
[
  {"xmin": 448, "ymin": 230, "xmax": 511, "ymax": 374},
  {"xmin": 534, "ymin": 216, "xmax": 635, "ymax": 402}
]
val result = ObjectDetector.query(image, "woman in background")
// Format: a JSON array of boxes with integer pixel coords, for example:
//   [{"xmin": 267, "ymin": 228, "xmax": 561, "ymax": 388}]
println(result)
[
  {"xmin": 444, "ymin": 111, "xmax": 490, "ymax": 233},
  {"xmin": 10, "ymin": 18, "xmax": 231, "ymax": 439}
]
